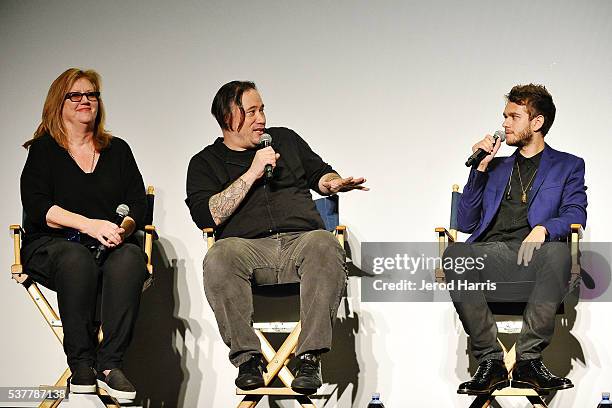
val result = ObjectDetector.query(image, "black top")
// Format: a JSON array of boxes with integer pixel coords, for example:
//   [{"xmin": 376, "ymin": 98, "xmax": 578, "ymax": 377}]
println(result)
[
  {"xmin": 480, "ymin": 150, "xmax": 543, "ymax": 243},
  {"xmin": 185, "ymin": 127, "xmax": 335, "ymax": 239},
  {"xmin": 20, "ymin": 134, "xmax": 147, "ymax": 247}
]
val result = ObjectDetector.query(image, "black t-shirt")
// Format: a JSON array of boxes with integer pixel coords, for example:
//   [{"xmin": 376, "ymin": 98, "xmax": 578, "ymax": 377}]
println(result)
[
  {"xmin": 185, "ymin": 127, "xmax": 335, "ymax": 239},
  {"xmin": 480, "ymin": 151, "xmax": 543, "ymax": 243},
  {"xmin": 20, "ymin": 134, "xmax": 147, "ymax": 247}
]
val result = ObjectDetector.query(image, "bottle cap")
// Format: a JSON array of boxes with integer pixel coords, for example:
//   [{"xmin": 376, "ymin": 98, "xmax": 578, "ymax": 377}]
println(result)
[
  {"xmin": 603, "ymin": 392, "xmax": 610, "ymax": 399},
  {"xmin": 372, "ymin": 392, "xmax": 380, "ymax": 399}
]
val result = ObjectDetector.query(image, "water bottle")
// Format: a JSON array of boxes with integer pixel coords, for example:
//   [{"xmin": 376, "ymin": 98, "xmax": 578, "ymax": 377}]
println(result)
[
  {"xmin": 367, "ymin": 392, "xmax": 385, "ymax": 407},
  {"xmin": 598, "ymin": 392, "xmax": 611, "ymax": 407}
]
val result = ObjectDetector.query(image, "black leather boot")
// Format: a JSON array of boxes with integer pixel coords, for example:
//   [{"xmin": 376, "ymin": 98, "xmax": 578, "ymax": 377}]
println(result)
[
  {"xmin": 512, "ymin": 359, "xmax": 573, "ymax": 391},
  {"xmin": 457, "ymin": 359, "xmax": 509, "ymax": 394}
]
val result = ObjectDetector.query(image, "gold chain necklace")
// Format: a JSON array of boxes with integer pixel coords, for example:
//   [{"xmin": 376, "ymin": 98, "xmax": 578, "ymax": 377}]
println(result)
[
  {"xmin": 68, "ymin": 146, "xmax": 96, "ymax": 173},
  {"xmin": 515, "ymin": 161, "xmax": 538, "ymax": 204}
]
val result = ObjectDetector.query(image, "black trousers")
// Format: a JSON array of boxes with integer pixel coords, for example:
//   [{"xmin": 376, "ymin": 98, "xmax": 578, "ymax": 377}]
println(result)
[
  {"xmin": 443, "ymin": 241, "xmax": 571, "ymax": 363},
  {"xmin": 23, "ymin": 237, "xmax": 148, "ymax": 371}
]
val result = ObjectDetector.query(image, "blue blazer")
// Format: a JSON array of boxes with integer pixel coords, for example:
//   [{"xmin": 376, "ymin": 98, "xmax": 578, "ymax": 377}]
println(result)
[{"xmin": 457, "ymin": 144, "xmax": 587, "ymax": 243}]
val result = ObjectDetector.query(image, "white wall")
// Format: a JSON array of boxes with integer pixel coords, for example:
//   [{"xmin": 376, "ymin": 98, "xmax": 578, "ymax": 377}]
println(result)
[{"xmin": 1, "ymin": 1, "xmax": 611, "ymax": 406}]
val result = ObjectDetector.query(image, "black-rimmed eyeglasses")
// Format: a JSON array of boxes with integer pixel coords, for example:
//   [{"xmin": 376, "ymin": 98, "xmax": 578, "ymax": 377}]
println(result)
[{"xmin": 65, "ymin": 91, "xmax": 100, "ymax": 102}]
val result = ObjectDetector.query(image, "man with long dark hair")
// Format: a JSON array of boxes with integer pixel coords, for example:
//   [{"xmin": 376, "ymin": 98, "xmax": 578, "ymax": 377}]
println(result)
[{"xmin": 186, "ymin": 81, "xmax": 367, "ymax": 394}]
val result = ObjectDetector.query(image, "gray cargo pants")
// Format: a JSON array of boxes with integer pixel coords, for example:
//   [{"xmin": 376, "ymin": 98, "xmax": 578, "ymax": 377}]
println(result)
[{"xmin": 203, "ymin": 230, "xmax": 347, "ymax": 366}]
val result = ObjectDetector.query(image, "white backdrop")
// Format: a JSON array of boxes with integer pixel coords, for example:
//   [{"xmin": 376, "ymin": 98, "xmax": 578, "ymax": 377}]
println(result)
[{"xmin": 1, "ymin": 1, "xmax": 611, "ymax": 406}]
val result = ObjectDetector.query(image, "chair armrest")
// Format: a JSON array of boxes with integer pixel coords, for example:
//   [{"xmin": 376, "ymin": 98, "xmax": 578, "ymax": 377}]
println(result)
[
  {"xmin": 9, "ymin": 225, "xmax": 22, "ymax": 261},
  {"xmin": 435, "ymin": 227, "xmax": 455, "ymax": 243},
  {"xmin": 570, "ymin": 224, "xmax": 583, "ymax": 241},
  {"xmin": 203, "ymin": 227, "xmax": 215, "ymax": 249},
  {"xmin": 9, "ymin": 225, "xmax": 28, "ymax": 284},
  {"xmin": 569, "ymin": 224, "xmax": 583, "ymax": 287},
  {"xmin": 434, "ymin": 227, "xmax": 455, "ymax": 283},
  {"xmin": 144, "ymin": 225, "xmax": 156, "ymax": 275},
  {"xmin": 335, "ymin": 225, "xmax": 346, "ymax": 248}
]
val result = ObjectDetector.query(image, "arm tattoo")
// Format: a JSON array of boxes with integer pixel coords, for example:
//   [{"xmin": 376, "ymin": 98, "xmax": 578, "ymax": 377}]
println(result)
[{"xmin": 209, "ymin": 177, "xmax": 251, "ymax": 225}]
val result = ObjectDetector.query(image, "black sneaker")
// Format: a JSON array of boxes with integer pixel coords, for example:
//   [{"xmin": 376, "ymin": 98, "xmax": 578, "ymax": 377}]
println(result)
[
  {"xmin": 69, "ymin": 365, "xmax": 96, "ymax": 393},
  {"xmin": 235, "ymin": 354, "xmax": 266, "ymax": 390},
  {"xmin": 291, "ymin": 353, "xmax": 322, "ymax": 394},
  {"xmin": 97, "ymin": 368, "xmax": 137, "ymax": 400}
]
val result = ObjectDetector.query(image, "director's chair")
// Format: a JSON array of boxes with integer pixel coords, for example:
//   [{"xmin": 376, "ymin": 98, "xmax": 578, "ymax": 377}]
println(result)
[
  {"xmin": 10, "ymin": 186, "xmax": 158, "ymax": 408},
  {"xmin": 202, "ymin": 195, "xmax": 346, "ymax": 408},
  {"xmin": 435, "ymin": 184, "xmax": 582, "ymax": 408}
]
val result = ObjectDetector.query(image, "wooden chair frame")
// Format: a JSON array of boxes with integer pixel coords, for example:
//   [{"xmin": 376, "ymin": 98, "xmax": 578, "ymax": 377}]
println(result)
[
  {"xmin": 203, "ymin": 224, "xmax": 346, "ymax": 408},
  {"xmin": 10, "ymin": 186, "xmax": 157, "ymax": 408},
  {"xmin": 435, "ymin": 185, "xmax": 583, "ymax": 408}
]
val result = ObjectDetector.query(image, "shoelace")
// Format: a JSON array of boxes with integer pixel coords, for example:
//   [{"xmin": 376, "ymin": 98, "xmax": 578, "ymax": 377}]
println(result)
[
  {"xmin": 472, "ymin": 360, "xmax": 506, "ymax": 382},
  {"xmin": 297, "ymin": 359, "xmax": 319, "ymax": 375},
  {"xmin": 240, "ymin": 356, "xmax": 267, "ymax": 374},
  {"xmin": 515, "ymin": 360, "xmax": 560, "ymax": 381},
  {"xmin": 473, "ymin": 365, "xmax": 487, "ymax": 378},
  {"xmin": 532, "ymin": 362, "xmax": 555, "ymax": 379},
  {"xmin": 474, "ymin": 360, "xmax": 494, "ymax": 376}
]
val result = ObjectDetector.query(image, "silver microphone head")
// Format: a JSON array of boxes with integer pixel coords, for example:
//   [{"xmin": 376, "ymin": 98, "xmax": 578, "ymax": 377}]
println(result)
[
  {"xmin": 260, "ymin": 133, "xmax": 272, "ymax": 146},
  {"xmin": 116, "ymin": 204, "xmax": 130, "ymax": 217},
  {"xmin": 494, "ymin": 129, "xmax": 506, "ymax": 142}
]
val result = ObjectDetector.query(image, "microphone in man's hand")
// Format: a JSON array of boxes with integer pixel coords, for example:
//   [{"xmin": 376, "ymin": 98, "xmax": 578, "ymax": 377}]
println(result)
[
  {"xmin": 260, "ymin": 133, "xmax": 273, "ymax": 180},
  {"xmin": 93, "ymin": 204, "xmax": 130, "ymax": 265},
  {"xmin": 465, "ymin": 130, "xmax": 506, "ymax": 167}
]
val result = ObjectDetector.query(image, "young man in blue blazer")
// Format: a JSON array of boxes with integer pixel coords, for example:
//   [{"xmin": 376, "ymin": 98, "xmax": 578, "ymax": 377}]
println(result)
[{"xmin": 444, "ymin": 84, "xmax": 587, "ymax": 394}]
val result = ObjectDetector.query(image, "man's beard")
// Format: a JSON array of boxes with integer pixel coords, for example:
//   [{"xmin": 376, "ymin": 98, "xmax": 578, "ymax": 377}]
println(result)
[{"xmin": 507, "ymin": 127, "xmax": 533, "ymax": 147}]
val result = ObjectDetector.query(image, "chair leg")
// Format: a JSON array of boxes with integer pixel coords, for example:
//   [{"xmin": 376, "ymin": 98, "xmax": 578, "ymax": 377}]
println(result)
[
  {"xmin": 255, "ymin": 329, "xmax": 297, "ymax": 387},
  {"xmin": 38, "ymin": 397, "xmax": 63, "ymax": 408},
  {"xmin": 247, "ymin": 323, "xmax": 317, "ymax": 408},
  {"xmin": 237, "ymin": 393, "xmax": 316, "ymax": 408},
  {"xmin": 237, "ymin": 395, "xmax": 262, "ymax": 407},
  {"xmin": 295, "ymin": 395, "xmax": 317, "ymax": 407},
  {"xmin": 98, "ymin": 392, "xmax": 122, "ymax": 408},
  {"xmin": 38, "ymin": 367, "xmax": 70, "ymax": 408},
  {"xmin": 256, "ymin": 323, "xmax": 302, "ymax": 386},
  {"xmin": 527, "ymin": 395, "xmax": 548, "ymax": 407},
  {"xmin": 504, "ymin": 343, "xmax": 517, "ymax": 373},
  {"xmin": 469, "ymin": 395, "xmax": 493, "ymax": 408}
]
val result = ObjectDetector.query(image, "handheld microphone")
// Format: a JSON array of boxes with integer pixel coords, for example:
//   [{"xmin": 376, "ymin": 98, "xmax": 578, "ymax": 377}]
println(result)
[
  {"xmin": 465, "ymin": 130, "xmax": 506, "ymax": 167},
  {"xmin": 93, "ymin": 204, "xmax": 130, "ymax": 265},
  {"xmin": 260, "ymin": 133, "xmax": 273, "ymax": 180}
]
